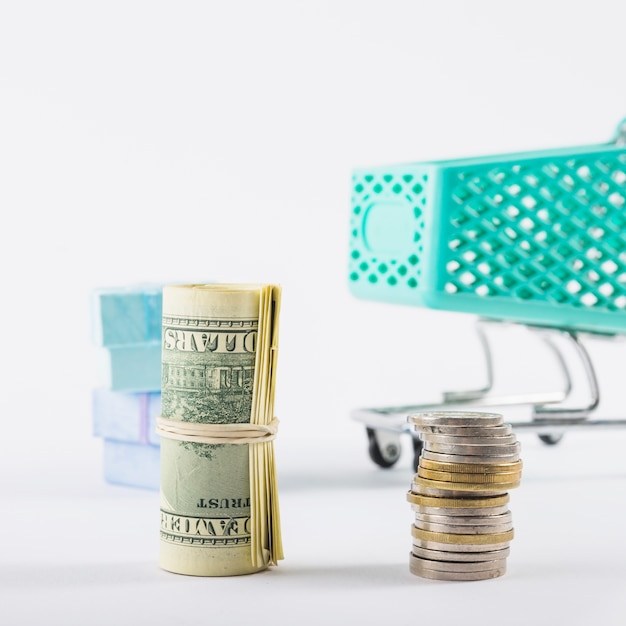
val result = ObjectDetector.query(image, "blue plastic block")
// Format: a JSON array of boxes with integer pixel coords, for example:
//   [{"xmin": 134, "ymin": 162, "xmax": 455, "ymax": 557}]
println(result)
[
  {"xmin": 92, "ymin": 388, "xmax": 160, "ymax": 446},
  {"xmin": 91, "ymin": 284, "xmax": 162, "ymax": 347},
  {"xmin": 102, "ymin": 439, "xmax": 159, "ymax": 490},
  {"xmin": 95, "ymin": 342, "xmax": 162, "ymax": 392}
]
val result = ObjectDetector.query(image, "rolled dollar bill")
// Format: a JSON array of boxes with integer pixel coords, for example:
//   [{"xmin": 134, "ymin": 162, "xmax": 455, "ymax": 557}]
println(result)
[{"xmin": 157, "ymin": 284, "xmax": 283, "ymax": 576}]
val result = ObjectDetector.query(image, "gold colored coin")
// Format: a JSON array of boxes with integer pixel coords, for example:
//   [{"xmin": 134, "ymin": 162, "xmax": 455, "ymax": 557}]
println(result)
[
  {"xmin": 419, "ymin": 458, "xmax": 523, "ymax": 474},
  {"xmin": 417, "ymin": 467, "xmax": 523, "ymax": 484},
  {"xmin": 406, "ymin": 491, "xmax": 509, "ymax": 508},
  {"xmin": 411, "ymin": 525, "xmax": 514, "ymax": 545},
  {"xmin": 410, "ymin": 503, "xmax": 511, "ymax": 517},
  {"xmin": 412, "ymin": 481, "xmax": 504, "ymax": 498},
  {"xmin": 414, "ymin": 476, "xmax": 520, "ymax": 492}
]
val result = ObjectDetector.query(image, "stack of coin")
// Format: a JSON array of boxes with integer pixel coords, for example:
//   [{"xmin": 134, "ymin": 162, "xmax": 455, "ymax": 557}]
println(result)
[{"xmin": 406, "ymin": 411, "xmax": 522, "ymax": 581}]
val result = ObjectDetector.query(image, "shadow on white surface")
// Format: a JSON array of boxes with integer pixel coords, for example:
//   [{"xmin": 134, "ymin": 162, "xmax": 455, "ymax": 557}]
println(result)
[
  {"xmin": 0, "ymin": 562, "xmax": 168, "ymax": 590},
  {"xmin": 279, "ymin": 466, "xmax": 411, "ymax": 492},
  {"xmin": 269, "ymin": 562, "xmax": 416, "ymax": 589}
]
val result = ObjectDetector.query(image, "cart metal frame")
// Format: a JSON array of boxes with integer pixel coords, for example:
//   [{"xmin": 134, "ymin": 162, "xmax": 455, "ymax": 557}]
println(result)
[{"xmin": 352, "ymin": 318, "xmax": 626, "ymax": 469}]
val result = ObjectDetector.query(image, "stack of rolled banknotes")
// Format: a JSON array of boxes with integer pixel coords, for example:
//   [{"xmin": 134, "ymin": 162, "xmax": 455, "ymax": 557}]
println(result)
[
  {"xmin": 407, "ymin": 411, "xmax": 522, "ymax": 581},
  {"xmin": 90, "ymin": 284, "xmax": 164, "ymax": 490},
  {"xmin": 158, "ymin": 284, "xmax": 283, "ymax": 576}
]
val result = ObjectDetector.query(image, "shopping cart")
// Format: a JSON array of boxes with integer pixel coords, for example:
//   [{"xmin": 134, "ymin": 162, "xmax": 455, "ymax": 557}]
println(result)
[{"xmin": 348, "ymin": 117, "xmax": 626, "ymax": 470}]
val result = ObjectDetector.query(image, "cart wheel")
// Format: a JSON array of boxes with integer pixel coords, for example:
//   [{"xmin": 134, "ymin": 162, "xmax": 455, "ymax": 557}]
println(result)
[
  {"xmin": 412, "ymin": 437, "xmax": 424, "ymax": 472},
  {"xmin": 538, "ymin": 433, "xmax": 564, "ymax": 445},
  {"xmin": 366, "ymin": 428, "xmax": 401, "ymax": 468}
]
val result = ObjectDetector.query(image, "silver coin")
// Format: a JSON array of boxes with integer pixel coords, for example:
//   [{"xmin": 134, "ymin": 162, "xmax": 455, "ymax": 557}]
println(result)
[
  {"xmin": 407, "ymin": 489, "xmax": 510, "ymax": 507},
  {"xmin": 414, "ymin": 520, "xmax": 513, "ymax": 535},
  {"xmin": 420, "ymin": 433, "xmax": 518, "ymax": 446},
  {"xmin": 411, "ymin": 503, "xmax": 511, "ymax": 517},
  {"xmin": 423, "ymin": 441, "xmax": 521, "ymax": 456},
  {"xmin": 412, "ymin": 538, "xmax": 511, "ymax": 553},
  {"xmin": 420, "ymin": 450, "xmax": 521, "ymax": 464},
  {"xmin": 410, "ymin": 553, "xmax": 508, "ymax": 573},
  {"xmin": 412, "ymin": 482, "xmax": 508, "ymax": 498},
  {"xmin": 412, "ymin": 545, "xmax": 510, "ymax": 562},
  {"xmin": 415, "ymin": 511, "xmax": 512, "ymax": 526},
  {"xmin": 415, "ymin": 424, "xmax": 513, "ymax": 437},
  {"xmin": 409, "ymin": 412, "xmax": 504, "ymax": 427},
  {"xmin": 410, "ymin": 567, "xmax": 507, "ymax": 581},
  {"xmin": 411, "ymin": 483, "xmax": 507, "ymax": 499},
  {"xmin": 409, "ymin": 554, "xmax": 507, "ymax": 580}
]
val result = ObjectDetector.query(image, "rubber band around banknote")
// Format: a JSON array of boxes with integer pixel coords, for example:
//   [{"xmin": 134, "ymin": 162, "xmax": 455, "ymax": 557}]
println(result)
[{"xmin": 156, "ymin": 416, "xmax": 279, "ymax": 445}]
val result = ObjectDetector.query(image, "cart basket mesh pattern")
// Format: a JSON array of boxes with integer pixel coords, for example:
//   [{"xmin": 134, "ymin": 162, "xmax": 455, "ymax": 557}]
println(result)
[{"xmin": 349, "ymin": 143, "xmax": 626, "ymax": 334}]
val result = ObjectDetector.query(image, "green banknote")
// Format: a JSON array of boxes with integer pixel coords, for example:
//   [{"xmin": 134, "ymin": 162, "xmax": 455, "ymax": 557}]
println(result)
[{"xmin": 159, "ymin": 284, "xmax": 282, "ymax": 576}]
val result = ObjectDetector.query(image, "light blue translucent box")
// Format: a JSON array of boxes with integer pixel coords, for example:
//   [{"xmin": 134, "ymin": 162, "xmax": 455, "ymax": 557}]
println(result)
[
  {"xmin": 95, "ymin": 342, "xmax": 162, "ymax": 392},
  {"xmin": 91, "ymin": 284, "xmax": 162, "ymax": 347},
  {"xmin": 92, "ymin": 388, "xmax": 160, "ymax": 446},
  {"xmin": 102, "ymin": 439, "xmax": 159, "ymax": 490}
]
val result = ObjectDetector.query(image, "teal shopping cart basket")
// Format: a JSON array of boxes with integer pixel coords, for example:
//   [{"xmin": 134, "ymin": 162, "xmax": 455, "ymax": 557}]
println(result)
[{"xmin": 349, "ymin": 119, "xmax": 626, "ymax": 335}]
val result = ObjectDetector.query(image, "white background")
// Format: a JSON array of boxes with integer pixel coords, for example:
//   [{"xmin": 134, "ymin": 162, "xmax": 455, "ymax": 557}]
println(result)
[{"xmin": 1, "ymin": 2, "xmax": 626, "ymax": 624}]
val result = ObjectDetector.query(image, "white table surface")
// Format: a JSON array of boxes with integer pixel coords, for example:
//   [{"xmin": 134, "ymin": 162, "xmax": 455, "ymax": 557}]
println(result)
[{"xmin": 2, "ymin": 408, "xmax": 625, "ymax": 626}]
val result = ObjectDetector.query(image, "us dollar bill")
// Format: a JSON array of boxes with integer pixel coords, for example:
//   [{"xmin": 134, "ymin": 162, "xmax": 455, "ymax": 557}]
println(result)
[{"xmin": 159, "ymin": 284, "xmax": 282, "ymax": 576}]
